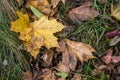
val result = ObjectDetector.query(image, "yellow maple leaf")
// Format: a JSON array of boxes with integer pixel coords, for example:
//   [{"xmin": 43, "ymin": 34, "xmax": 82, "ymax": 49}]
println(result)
[
  {"xmin": 11, "ymin": 11, "xmax": 30, "ymax": 33},
  {"xmin": 33, "ymin": 16, "xmax": 64, "ymax": 48},
  {"xmin": 10, "ymin": 11, "xmax": 64, "ymax": 59}
]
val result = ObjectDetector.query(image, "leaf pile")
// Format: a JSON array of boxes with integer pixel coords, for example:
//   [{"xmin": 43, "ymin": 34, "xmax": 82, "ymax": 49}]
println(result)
[{"xmin": 9, "ymin": 0, "xmax": 120, "ymax": 80}]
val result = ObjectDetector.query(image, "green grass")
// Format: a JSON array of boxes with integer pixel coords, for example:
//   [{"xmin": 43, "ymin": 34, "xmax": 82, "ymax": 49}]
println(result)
[{"xmin": 0, "ymin": 0, "xmax": 30, "ymax": 79}]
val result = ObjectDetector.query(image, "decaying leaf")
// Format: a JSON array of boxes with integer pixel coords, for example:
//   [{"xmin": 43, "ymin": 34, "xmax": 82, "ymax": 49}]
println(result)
[
  {"xmin": 111, "ymin": 2, "xmax": 120, "ymax": 20},
  {"xmin": 40, "ymin": 68, "xmax": 55, "ymax": 80},
  {"xmin": 56, "ymin": 39, "xmax": 95, "ymax": 73},
  {"xmin": 103, "ymin": 49, "xmax": 120, "ymax": 64},
  {"xmin": 69, "ymin": 1, "xmax": 99, "ymax": 25},
  {"xmin": 63, "ymin": 39, "xmax": 96, "ymax": 62},
  {"xmin": 22, "ymin": 71, "xmax": 33, "ymax": 80},
  {"xmin": 51, "ymin": 0, "xmax": 65, "ymax": 8},
  {"xmin": 106, "ymin": 30, "xmax": 120, "ymax": 38},
  {"xmin": 42, "ymin": 49, "xmax": 54, "ymax": 66},
  {"xmin": 92, "ymin": 65, "xmax": 107, "ymax": 75},
  {"xmin": 109, "ymin": 36, "xmax": 120, "ymax": 46},
  {"xmin": 72, "ymin": 74, "xmax": 82, "ymax": 80},
  {"xmin": 56, "ymin": 62, "xmax": 70, "ymax": 73},
  {"xmin": 11, "ymin": 11, "xmax": 64, "ymax": 59}
]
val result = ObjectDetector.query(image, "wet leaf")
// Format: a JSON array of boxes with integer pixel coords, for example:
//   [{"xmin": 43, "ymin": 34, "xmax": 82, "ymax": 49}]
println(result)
[{"xmin": 69, "ymin": 1, "xmax": 99, "ymax": 25}]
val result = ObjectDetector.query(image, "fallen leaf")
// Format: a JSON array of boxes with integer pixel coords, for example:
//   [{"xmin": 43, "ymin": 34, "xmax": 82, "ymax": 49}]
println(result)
[
  {"xmin": 111, "ymin": 2, "xmax": 120, "ymax": 20},
  {"xmin": 106, "ymin": 30, "xmax": 120, "ymax": 38},
  {"xmin": 103, "ymin": 49, "xmax": 113, "ymax": 64},
  {"xmin": 51, "ymin": 0, "xmax": 65, "ymax": 8},
  {"xmin": 72, "ymin": 74, "xmax": 82, "ymax": 80},
  {"xmin": 51, "ymin": 0, "xmax": 60, "ymax": 8},
  {"xmin": 58, "ymin": 78, "xmax": 66, "ymax": 80},
  {"xmin": 42, "ymin": 49, "xmax": 54, "ymax": 66},
  {"xmin": 92, "ymin": 65, "xmax": 107, "ymax": 75},
  {"xmin": 69, "ymin": 1, "xmax": 99, "ymax": 25},
  {"xmin": 56, "ymin": 62, "xmax": 70, "ymax": 73},
  {"xmin": 56, "ymin": 72, "xmax": 68, "ymax": 79},
  {"xmin": 11, "ymin": 11, "xmax": 64, "ymax": 59},
  {"xmin": 30, "ymin": 6, "xmax": 43, "ymax": 18},
  {"xmin": 33, "ymin": 16, "xmax": 64, "ymax": 49},
  {"xmin": 109, "ymin": 36, "xmax": 120, "ymax": 46},
  {"xmin": 11, "ymin": 11, "xmax": 30, "ymax": 33},
  {"xmin": 22, "ymin": 71, "xmax": 33, "ymax": 80},
  {"xmin": 56, "ymin": 39, "xmax": 77, "ymax": 73},
  {"xmin": 103, "ymin": 49, "xmax": 120, "ymax": 64},
  {"xmin": 111, "ymin": 56, "xmax": 120, "ymax": 63},
  {"xmin": 56, "ymin": 39, "xmax": 95, "ymax": 73},
  {"xmin": 40, "ymin": 68, "xmax": 55, "ymax": 80},
  {"xmin": 63, "ymin": 39, "xmax": 96, "ymax": 62}
]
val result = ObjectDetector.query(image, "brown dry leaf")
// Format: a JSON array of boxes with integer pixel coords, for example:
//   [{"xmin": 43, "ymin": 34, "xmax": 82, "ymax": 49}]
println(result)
[
  {"xmin": 111, "ymin": 2, "xmax": 120, "ymax": 20},
  {"xmin": 22, "ymin": 71, "xmax": 33, "ymax": 80},
  {"xmin": 42, "ymin": 49, "xmax": 54, "ymax": 66},
  {"xmin": 56, "ymin": 39, "xmax": 77, "ymax": 73},
  {"xmin": 51, "ymin": 0, "xmax": 59, "ymax": 8},
  {"xmin": 98, "ymin": 0, "xmax": 106, "ymax": 4},
  {"xmin": 51, "ymin": 0, "xmax": 65, "ymax": 8},
  {"xmin": 72, "ymin": 74, "xmax": 82, "ymax": 80},
  {"xmin": 40, "ymin": 68, "xmax": 55, "ymax": 80},
  {"xmin": 69, "ymin": 1, "xmax": 99, "ymax": 25},
  {"xmin": 10, "ymin": 11, "xmax": 64, "ymax": 59},
  {"xmin": 56, "ymin": 62, "xmax": 70, "ymax": 73},
  {"xmin": 56, "ymin": 39, "xmax": 95, "ymax": 73},
  {"xmin": 58, "ymin": 78, "xmax": 66, "ymax": 80},
  {"xmin": 63, "ymin": 39, "xmax": 96, "ymax": 62},
  {"xmin": 92, "ymin": 65, "xmax": 107, "ymax": 75}
]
